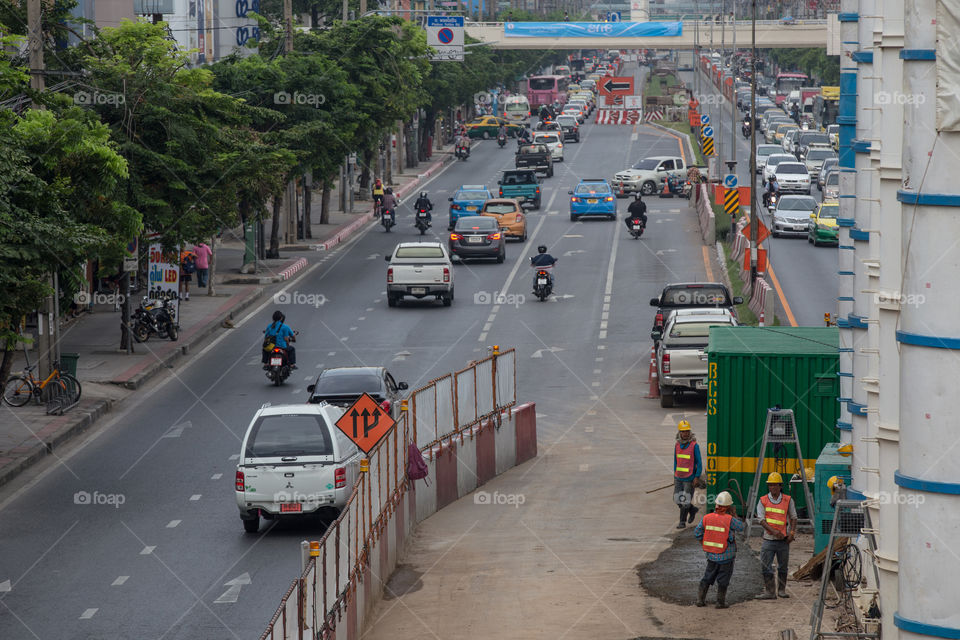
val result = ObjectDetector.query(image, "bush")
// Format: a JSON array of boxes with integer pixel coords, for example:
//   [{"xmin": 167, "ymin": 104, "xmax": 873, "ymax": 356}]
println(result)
[{"xmin": 715, "ymin": 205, "xmax": 731, "ymax": 241}]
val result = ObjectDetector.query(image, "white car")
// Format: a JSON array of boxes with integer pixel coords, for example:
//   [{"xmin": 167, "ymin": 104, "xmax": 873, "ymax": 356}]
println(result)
[
  {"xmin": 772, "ymin": 194, "xmax": 818, "ymax": 237},
  {"xmin": 235, "ymin": 403, "xmax": 363, "ymax": 533},
  {"xmin": 773, "ymin": 161, "xmax": 812, "ymax": 194},
  {"xmin": 756, "ymin": 144, "xmax": 782, "ymax": 174},
  {"xmin": 782, "ymin": 128, "xmax": 800, "ymax": 155},
  {"xmin": 764, "ymin": 153, "xmax": 798, "ymax": 184},
  {"xmin": 533, "ymin": 132, "xmax": 564, "ymax": 161},
  {"xmin": 821, "ymin": 170, "xmax": 840, "ymax": 200},
  {"xmin": 561, "ymin": 106, "xmax": 585, "ymax": 124}
]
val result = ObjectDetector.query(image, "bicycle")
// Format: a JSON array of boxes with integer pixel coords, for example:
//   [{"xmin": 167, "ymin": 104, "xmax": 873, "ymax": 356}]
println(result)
[{"xmin": 2, "ymin": 350, "xmax": 82, "ymax": 408}]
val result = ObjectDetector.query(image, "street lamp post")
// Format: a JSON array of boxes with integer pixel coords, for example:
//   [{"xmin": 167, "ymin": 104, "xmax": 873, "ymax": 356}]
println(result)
[{"xmin": 749, "ymin": 0, "xmax": 757, "ymax": 285}]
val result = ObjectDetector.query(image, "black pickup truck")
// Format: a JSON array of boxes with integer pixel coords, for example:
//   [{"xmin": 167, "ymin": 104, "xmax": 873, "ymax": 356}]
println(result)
[
  {"xmin": 515, "ymin": 143, "xmax": 554, "ymax": 177},
  {"xmin": 650, "ymin": 282, "xmax": 744, "ymax": 337}
]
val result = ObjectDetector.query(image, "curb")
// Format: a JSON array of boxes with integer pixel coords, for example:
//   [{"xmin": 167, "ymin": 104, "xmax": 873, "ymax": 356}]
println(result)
[
  {"xmin": 644, "ymin": 121, "xmax": 698, "ymax": 164},
  {"xmin": 0, "ymin": 398, "xmax": 114, "ymax": 490},
  {"xmin": 279, "ymin": 257, "xmax": 308, "ymax": 280},
  {"xmin": 220, "ymin": 256, "xmax": 308, "ymax": 285}
]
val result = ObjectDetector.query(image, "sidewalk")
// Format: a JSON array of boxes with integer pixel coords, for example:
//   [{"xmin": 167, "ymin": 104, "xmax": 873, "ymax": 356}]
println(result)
[{"xmin": 0, "ymin": 146, "xmax": 457, "ymax": 490}]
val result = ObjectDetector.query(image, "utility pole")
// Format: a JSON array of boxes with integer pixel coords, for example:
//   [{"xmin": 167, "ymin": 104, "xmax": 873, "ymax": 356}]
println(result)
[
  {"xmin": 749, "ymin": 0, "xmax": 758, "ymax": 285},
  {"xmin": 730, "ymin": 0, "xmax": 736, "ymax": 171},
  {"xmin": 284, "ymin": 0, "xmax": 293, "ymax": 52},
  {"xmin": 718, "ymin": 0, "xmax": 724, "ymax": 169}
]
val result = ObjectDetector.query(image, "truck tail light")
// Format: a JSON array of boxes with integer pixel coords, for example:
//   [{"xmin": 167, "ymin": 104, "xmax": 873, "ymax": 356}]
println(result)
[
  {"xmin": 655, "ymin": 312, "xmax": 664, "ymax": 328},
  {"xmin": 335, "ymin": 467, "xmax": 346, "ymax": 489},
  {"xmin": 235, "ymin": 470, "xmax": 245, "ymax": 492},
  {"xmin": 443, "ymin": 267, "xmax": 450, "ymax": 283},
  {"xmin": 387, "ymin": 267, "xmax": 393, "ymax": 284},
  {"xmin": 662, "ymin": 353, "xmax": 671, "ymax": 374}
]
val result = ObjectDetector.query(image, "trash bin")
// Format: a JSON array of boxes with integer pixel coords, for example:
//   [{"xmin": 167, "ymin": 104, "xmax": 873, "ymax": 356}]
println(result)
[{"xmin": 60, "ymin": 353, "xmax": 79, "ymax": 377}]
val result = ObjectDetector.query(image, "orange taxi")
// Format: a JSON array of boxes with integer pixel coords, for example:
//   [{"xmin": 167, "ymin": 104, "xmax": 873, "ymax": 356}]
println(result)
[{"xmin": 480, "ymin": 199, "xmax": 527, "ymax": 242}]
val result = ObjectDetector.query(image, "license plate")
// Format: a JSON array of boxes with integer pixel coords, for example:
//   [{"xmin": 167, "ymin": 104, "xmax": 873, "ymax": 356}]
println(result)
[
  {"xmin": 468, "ymin": 236, "xmax": 483, "ymax": 243},
  {"xmin": 587, "ymin": 199, "xmax": 598, "ymax": 203},
  {"xmin": 537, "ymin": 278, "xmax": 547, "ymax": 285},
  {"xmin": 270, "ymin": 358, "xmax": 282, "ymax": 366},
  {"xmin": 633, "ymin": 224, "xmax": 641, "ymax": 230},
  {"xmin": 466, "ymin": 206, "xmax": 477, "ymax": 211},
  {"xmin": 280, "ymin": 503, "xmax": 302, "ymax": 513},
  {"xmin": 411, "ymin": 287, "xmax": 426, "ymax": 295}
]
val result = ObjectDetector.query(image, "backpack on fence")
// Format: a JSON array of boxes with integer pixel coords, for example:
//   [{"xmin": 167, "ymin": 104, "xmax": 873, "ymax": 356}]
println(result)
[{"xmin": 406, "ymin": 442, "xmax": 430, "ymax": 485}]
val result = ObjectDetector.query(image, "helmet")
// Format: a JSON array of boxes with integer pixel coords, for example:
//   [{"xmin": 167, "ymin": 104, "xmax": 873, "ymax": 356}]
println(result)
[
  {"xmin": 837, "ymin": 444, "xmax": 853, "ymax": 456},
  {"xmin": 677, "ymin": 420, "xmax": 691, "ymax": 431},
  {"xmin": 272, "ymin": 310, "xmax": 285, "ymax": 323},
  {"xmin": 420, "ymin": 191, "xmax": 427, "ymax": 198},
  {"xmin": 715, "ymin": 491, "xmax": 733, "ymax": 506},
  {"xmin": 537, "ymin": 245, "xmax": 547, "ymax": 254},
  {"xmin": 828, "ymin": 476, "xmax": 842, "ymax": 491},
  {"xmin": 635, "ymin": 193, "xmax": 643, "ymax": 201},
  {"xmin": 385, "ymin": 187, "xmax": 393, "ymax": 194},
  {"xmin": 766, "ymin": 472, "xmax": 783, "ymax": 484}
]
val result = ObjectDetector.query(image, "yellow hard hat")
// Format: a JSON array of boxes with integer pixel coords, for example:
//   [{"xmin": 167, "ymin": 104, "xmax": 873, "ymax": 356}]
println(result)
[
  {"xmin": 678, "ymin": 420, "xmax": 692, "ymax": 431},
  {"xmin": 767, "ymin": 472, "xmax": 783, "ymax": 484},
  {"xmin": 837, "ymin": 444, "xmax": 853, "ymax": 456},
  {"xmin": 828, "ymin": 476, "xmax": 842, "ymax": 491},
  {"xmin": 715, "ymin": 491, "xmax": 733, "ymax": 506}
]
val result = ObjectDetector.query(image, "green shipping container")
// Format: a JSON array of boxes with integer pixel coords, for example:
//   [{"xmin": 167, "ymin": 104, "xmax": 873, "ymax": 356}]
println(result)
[{"xmin": 705, "ymin": 327, "xmax": 840, "ymax": 518}]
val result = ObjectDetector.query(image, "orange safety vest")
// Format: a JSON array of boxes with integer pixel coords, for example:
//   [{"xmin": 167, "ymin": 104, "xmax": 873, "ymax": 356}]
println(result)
[
  {"xmin": 761, "ymin": 494, "xmax": 792, "ymax": 536},
  {"xmin": 701, "ymin": 512, "xmax": 733, "ymax": 554},
  {"xmin": 675, "ymin": 441, "xmax": 696, "ymax": 479}
]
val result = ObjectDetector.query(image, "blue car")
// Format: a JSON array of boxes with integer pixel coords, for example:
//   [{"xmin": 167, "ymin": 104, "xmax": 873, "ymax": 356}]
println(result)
[
  {"xmin": 448, "ymin": 185, "xmax": 493, "ymax": 229},
  {"xmin": 569, "ymin": 179, "xmax": 617, "ymax": 221}
]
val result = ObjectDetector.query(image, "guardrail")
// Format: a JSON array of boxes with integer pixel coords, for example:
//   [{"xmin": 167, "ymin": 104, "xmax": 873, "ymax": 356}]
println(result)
[
  {"xmin": 259, "ymin": 348, "xmax": 517, "ymax": 640},
  {"xmin": 464, "ymin": 19, "xmax": 828, "ymax": 27}
]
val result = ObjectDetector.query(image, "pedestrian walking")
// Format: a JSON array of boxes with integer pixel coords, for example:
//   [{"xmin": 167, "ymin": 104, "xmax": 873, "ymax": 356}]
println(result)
[
  {"xmin": 673, "ymin": 420, "xmax": 704, "ymax": 529},
  {"xmin": 693, "ymin": 491, "xmax": 744, "ymax": 608},
  {"xmin": 179, "ymin": 248, "xmax": 195, "ymax": 301},
  {"xmin": 193, "ymin": 241, "xmax": 213, "ymax": 289},
  {"xmin": 755, "ymin": 472, "xmax": 798, "ymax": 599}
]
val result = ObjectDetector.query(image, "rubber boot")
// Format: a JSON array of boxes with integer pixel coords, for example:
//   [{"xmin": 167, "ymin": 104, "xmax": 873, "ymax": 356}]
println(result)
[
  {"xmin": 677, "ymin": 507, "xmax": 687, "ymax": 529},
  {"xmin": 716, "ymin": 586, "xmax": 728, "ymax": 609},
  {"xmin": 778, "ymin": 574, "xmax": 789, "ymax": 598},
  {"xmin": 687, "ymin": 506, "xmax": 699, "ymax": 523},
  {"xmin": 755, "ymin": 575, "xmax": 777, "ymax": 600},
  {"xmin": 696, "ymin": 583, "xmax": 708, "ymax": 607}
]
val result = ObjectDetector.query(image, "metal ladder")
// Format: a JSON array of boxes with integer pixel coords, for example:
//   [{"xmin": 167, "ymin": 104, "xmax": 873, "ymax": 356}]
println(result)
[
  {"xmin": 744, "ymin": 408, "xmax": 815, "ymax": 537},
  {"xmin": 809, "ymin": 499, "xmax": 881, "ymax": 640}
]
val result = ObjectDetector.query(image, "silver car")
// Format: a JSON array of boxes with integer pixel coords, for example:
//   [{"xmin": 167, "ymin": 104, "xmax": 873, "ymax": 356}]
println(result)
[
  {"xmin": 821, "ymin": 170, "xmax": 840, "ymax": 200},
  {"xmin": 782, "ymin": 128, "xmax": 800, "ymax": 155},
  {"xmin": 763, "ymin": 153, "xmax": 798, "ymax": 184},
  {"xmin": 774, "ymin": 162, "xmax": 812, "ymax": 194},
  {"xmin": 804, "ymin": 148, "xmax": 838, "ymax": 182},
  {"xmin": 756, "ymin": 144, "xmax": 782, "ymax": 175},
  {"xmin": 772, "ymin": 194, "xmax": 818, "ymax": 238},
  {"xmin": 818, "ymin": 157, "xmax": 839, "ymax": 186}
]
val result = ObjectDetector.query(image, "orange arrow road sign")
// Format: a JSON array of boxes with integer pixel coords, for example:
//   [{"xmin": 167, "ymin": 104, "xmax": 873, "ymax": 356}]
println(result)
[
  {"xmin": 741, "ymin": 218, "xmax": 771, "ymax": 245},
  {"xmin": 335, "ymin": 392, "xmax": 396, "ymax": 454}
]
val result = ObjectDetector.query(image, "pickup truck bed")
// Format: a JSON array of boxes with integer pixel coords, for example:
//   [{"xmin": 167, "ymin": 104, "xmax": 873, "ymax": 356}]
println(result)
[
  {"xmin": 386, "ymin": 243, "xmax": 454, "ymax": 307},
  {"xmin": 516, "ymin": 144, "xmax": 554, "ymax": 176}
]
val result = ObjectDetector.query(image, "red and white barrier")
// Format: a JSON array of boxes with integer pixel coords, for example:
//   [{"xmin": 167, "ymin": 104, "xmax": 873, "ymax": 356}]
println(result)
[
  {"xmin": 644, "ymin": 109, "xmax": 663, "ymax": 121},
  {"xmin": 278, "ymin": 257, "xmax": 308, "ymax": 280},
  {"xmin": 595, "ymin": 109, "xmax": 642, "ymax": 125}
]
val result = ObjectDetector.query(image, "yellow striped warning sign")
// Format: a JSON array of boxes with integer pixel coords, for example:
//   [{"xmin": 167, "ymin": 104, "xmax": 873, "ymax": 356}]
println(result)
[
  {"xmin": 702, "ymin": 137, "xmax": 715, "ymax": 156},
  {"xmin": 724, "ymin": 187, "xmax": 740, "ymax": 217}
]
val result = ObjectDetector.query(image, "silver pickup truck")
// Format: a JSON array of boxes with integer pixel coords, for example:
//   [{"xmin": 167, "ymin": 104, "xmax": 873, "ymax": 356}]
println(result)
[
  {"xmin": 652, "ymin": 309, "xmax": 738, "ymax": 408},
  {"xmin": 385, "ymin": 242, "xmax": 454, "ymax": 307}
]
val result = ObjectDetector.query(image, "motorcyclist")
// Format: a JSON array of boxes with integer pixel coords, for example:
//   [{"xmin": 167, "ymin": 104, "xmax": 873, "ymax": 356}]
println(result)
[
  {"xmin": 381, "ymin": 187, "xmax": 399, "ymax": 218},
  {"xmin": 517, "ymin": 125, "xmax": 533, "ymax": 145},
  {"xmin": 413, "ymin": 191, "xmax": 433, "ymax": 223},
  {"xmin": 372, "ymin": 178, "xmax": 385, "ymax": 217},
  {"xmin": 625, "ymin": 193, "xmax": 648, "ymax": 231},
  {"xmin": 763, "ymin": 178, "xmax": 780, "ymax": 207},
  {"xmin": 263, "ymin": 310, "xmax": 296, "ymax": 369},
  {"xmin": 530, "ymin": 245, "xmax": 557, "ymax": 291},
  {"xmin": 455, "ymin": 133, "xmax": 470, "ymax": 157}
]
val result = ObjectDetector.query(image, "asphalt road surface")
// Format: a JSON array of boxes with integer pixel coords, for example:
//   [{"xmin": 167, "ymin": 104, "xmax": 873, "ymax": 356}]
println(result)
[{"xmin": 0, "ymin": 64, "xmax": 716, "ymax": 640}]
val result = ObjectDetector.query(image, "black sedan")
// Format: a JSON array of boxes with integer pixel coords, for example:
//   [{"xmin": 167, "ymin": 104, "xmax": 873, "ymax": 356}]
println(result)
[{"xmin": 307, "ymin": 366, "xmax": 408, "ymax": 419}]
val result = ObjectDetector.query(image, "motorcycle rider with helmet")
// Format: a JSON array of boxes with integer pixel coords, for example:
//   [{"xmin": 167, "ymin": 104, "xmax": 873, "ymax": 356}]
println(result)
[
  {"xmin": 530, "ymin": 245, "xmax": 558, "ymax": 292},
  {"xmin": 381, "ymin": 187, "xmax": 399, "ymax": 215},
  {"xmin": 413, "ymin": 191, "xmax": 433, "ymax": 224},
  {"xmin": 263, "ymin": 310, "xmax": 297, "ymax": 369},
  {"xmin": 763, "ymin": 178, "xmax": 780, "ymax": 208},
  {"xmin": 625, "ymin": 193, "xmax": 648, "ymax": 232}
]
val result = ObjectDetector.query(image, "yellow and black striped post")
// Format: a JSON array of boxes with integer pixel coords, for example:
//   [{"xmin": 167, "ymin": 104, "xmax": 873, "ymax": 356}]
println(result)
[
  {"xmin": 724, "ymin": 187, "xmax": 740, "ymax": 219},
  {"xmin": 702, "ymin": 136, "xmax": 715, "ymax": 156}
]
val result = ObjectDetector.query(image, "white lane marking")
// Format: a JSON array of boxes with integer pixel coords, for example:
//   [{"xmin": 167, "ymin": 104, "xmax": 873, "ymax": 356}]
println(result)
[
  {"xmin": 112, "ymin": 576, "xmax": 129, "ymax": 586},
  {"xmin": 602, "ymin": 303, "xmax": 610, "ymax": 312},
  {"xmin": 80, "ymin": 608, "xmax": 98, "ymax": 619},
  {"xmin": 482, "ymin": 323, "xmax": 492, "ymax": 332},
  {"xmin": 600, "ymin": 321, "xmax": 608, "ymax": 329},
  {"xmin": 594, "ymin": 369, "xmax": 602, "ymax": 374},
  {"xmin": 601, "ymin": 312, "xmax": 609, "ymax": 321},
  {"xmin": 229, "ymin": 454, "xmax": 239, "ymax": 460},
  {"xmin": 358, "ymin": 316, "xmax": 366, "ymax": 321},
  {"xmin": 486, "ymin": 314, "xmax": 496, "ymax": 323},
  {"xmin": 591, "ymin": 381, "xmax": 600, "ymax": 387},
  {"xmin": 599, "ymin": 330, "xmax": 607, "ymax": 339},
  {"xmin": 166, "ymin": 520, "xmax": 181, "ymax": 528},
  {"xmin": 631, "ymin": 132, "xmax": 638, "ymax": 141},
  {"xmin": 349, "ymin": 326, "xmax": 357, "ymax": 331},
  {"xmin": 140, "ymin": 546, "xmax": 155, "ymax": 555},
  {"xmin": 478, "ymin": 332, "xmax": 488, "ymax": 341},
  {"xmin": 597, "ymin": 345, "xmax": 606, "ymax": 350},
  {"xmin": 563, "ymin": 234, "xmax": 583, "ymax": 238},
  {"xmin": 214, "ymin": 573, "xmax": 252, "ymax": 604},
  {"xmin": 189, "ymin": 495, "xmax": 201, "ymax": 501},
  {"xmin": 315, "ymin": 363, "xmax": 323, "ymax": 368},
  {"xmin": 341, "ymin": 337, "xmax": 349, "ymax": 341},
  {"xmin": 291, "ymin": 388, "xmax": 302, "ymax": 394},
  {"xmin": 366, "ymin": 307, "xmax": 373, "ymax": 312},
  {"xmin": 579, "ymin": 464, "xmax": 589, "ymax": 472},
  {"xmin": 327, "ymin": 351, "xmax": 336, "ymax": 356},
  {"xmin": 492, "ymin": 305, "xmax": 501, "ymax": 313},
  {"xmin": 585, "ymin": 426, "xmax": 595, "ymax": 432},
  {"xmin": 211, "ymin": 473, "xmax": 222, "ymax": 480},
  {"xmin": 595, "ymin": 357, "xmax": 603, "ymax": 362}
]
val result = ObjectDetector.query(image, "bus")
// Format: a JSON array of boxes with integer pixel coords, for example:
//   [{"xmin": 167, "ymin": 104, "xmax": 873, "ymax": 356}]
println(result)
[
  {"xmin": 527, "ymin": 75, "xmax": 570, "ymax": 109},
  {"xmin": 774, "ymin": 72, "xmax": 809, "ymax": 105},
  {"xmin": 502, "ymin": 95, "xmax": 531, "ymax": 123}
]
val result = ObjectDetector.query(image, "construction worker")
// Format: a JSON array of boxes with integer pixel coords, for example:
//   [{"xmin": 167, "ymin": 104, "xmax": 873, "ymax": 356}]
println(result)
[
  {"xmin": 688, "ymin": 92, "xmax": 701, "ymax": 139},
  {"xmin": 694, "ymin": 491, "xmax": 744, "ymax": 609},
  {"xmin": 755, "ymin": 472, "xmax": 798, "ymax": 599},
  {"xmin": 673, "ymin": 420, "xmax": 703, "ymax": 529},
  {"xmin": 828, "ymin": 475, "xmax": 847, "ymax": 508}
]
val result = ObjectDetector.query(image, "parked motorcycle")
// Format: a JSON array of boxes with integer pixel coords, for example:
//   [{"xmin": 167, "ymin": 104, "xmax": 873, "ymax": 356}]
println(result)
[
  {"xmin": 132, "ymin": 297, "xmax": 178, "ymax": 342},
  {"xmin": 381, "ymin": 208, "xmax": 396, "ymax": 232},
  {"xmin": 628, "ymin": 219, "xmax": 645, "ymax": 239},
  {"xmin": 265, "ymin": 346, "xmax": 291, "ymax": 386},
  {"xmin": 414, "ymin": 209, "xmax": 431, "ymax": 235}
]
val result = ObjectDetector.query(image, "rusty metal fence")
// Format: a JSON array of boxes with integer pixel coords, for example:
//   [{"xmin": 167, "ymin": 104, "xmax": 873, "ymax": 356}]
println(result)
[{"xmin": 259, "ymin": 348, "xmax": 516, "ymax": 640}]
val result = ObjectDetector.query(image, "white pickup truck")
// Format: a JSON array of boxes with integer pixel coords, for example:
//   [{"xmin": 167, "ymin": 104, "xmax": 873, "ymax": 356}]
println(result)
[
  {"xmin": 652, "ymin": 309, "xmax": 738, "ymax": 408},
  {"xmin": 613, "ymin": 156, "xmax": 689, "ymax": 196},
  {"xmin": 385, "ymin": 242, "xmax": 454, "ymax": 307}
]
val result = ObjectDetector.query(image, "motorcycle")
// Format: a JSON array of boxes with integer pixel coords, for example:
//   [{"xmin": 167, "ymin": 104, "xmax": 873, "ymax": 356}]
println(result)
[
  {"xmin": 628, "ymin": 219, "xmax": 645, "ymax": 239},
  {"xmin": 414, "ymin": 209, "xmax": 431, "ymax": 235},
  {"xmin": 659, "ymin": 174, "xmax": 691, "ymax": 199},
  {"xmin": 265, "ymin": 346, "xmax": 291, "ymax": 386},
  {"xmin": 132, "ymin": 296, "xmax": 178, "ymax": 342},
  {"xmin": 381, "ymin": 207, "xmax": 396, "ymax": 232},
  {"xmin": 455, "ymin": 144, "xmax": 470, "ymax": 160},
  {"xmin": 742, "ymin": 122, "xmax": 751, "ymax": 138},
  {"xmin": 531, "ymin": 263, "xmax": 555, "ymax": 301},
  {"xmin": 765, "ymin": 191, "xmax": 779, "ymax": 212},
  {"xmin": 497, "ymin": 132, "xmax": 507, "ymax": 148}
]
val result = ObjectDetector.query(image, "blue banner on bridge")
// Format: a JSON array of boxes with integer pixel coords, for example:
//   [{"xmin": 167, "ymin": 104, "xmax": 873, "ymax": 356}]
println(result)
[{"xmin": 503, "ymin": 21, "xmax": 682, "ymax": 38}]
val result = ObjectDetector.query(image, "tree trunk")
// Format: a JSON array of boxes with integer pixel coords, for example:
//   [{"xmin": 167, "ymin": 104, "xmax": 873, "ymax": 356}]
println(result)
[
  {"xmin": 303, "ymin": 170, "xmax": 313, "ymax": 238},
  {"xmin": 420, "ymin": 110, "xmax": 436, "ymax": 160},
  {"xmin": 120, "ymin": 271, "xmax": 133, "ymax": 352},
  {"xmin": 0, "ymin": 343, "xmax": 15, "ymax": 390},
  {"xmin": 207, "ymin": 234, "xmax": 217, "ymax": 296},
  {"xmin": 269, "ymin": 194, "xmax": 282, "ymax": 258},
  {"xmin": 360, "ymin": 148, "xmax": 373, "ymax": 197},
  {"xmin": 320, "ymin": 181, "xmax": 331, "ymax": 225},
  {"xmin": 384, "ymin": 135, "xmax": 393, "ymax": 185}
]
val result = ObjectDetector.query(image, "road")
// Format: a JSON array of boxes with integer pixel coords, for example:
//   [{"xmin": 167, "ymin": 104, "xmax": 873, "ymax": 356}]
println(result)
[
  {"xmin": 682, "ymin": 69, "xmax": 839, "ymax": 326},
  {"xmin": 0, "ymin": 63, "xmax": 717, "ymax": 640}
]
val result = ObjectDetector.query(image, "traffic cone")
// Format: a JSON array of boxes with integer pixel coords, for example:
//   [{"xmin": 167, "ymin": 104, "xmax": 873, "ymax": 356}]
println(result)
[
  {"xmin": 646, "ymin": 346, "xmax": 660, "ymax": 399},
  {"xmin": 618, "ymin": 181, "xmax": 625, "ymax": 197},
  {"xmin": 660, "ymin": 178, "xmax": 671, "ymax": 198}
]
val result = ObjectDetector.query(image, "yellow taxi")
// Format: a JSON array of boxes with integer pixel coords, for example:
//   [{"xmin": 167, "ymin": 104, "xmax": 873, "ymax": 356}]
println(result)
[
  {"xmin": 808, "ymin": 201, "xmax": 839, "ymax": 246},
  {"xmin": 480, "ymin": 199, "xmax": 527, "ymax": 242},
  {"xmin": 465, "ymin": 116, "xmax": 522, "ymax": 140}
]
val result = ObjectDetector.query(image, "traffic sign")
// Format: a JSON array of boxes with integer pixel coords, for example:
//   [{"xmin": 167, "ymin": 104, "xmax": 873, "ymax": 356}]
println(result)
[
  {"xmin": 702, "ymin": 126, "xmax": 714, "ymax": 138},
  {"xmin": 598, "ymin": 76, "xmax": 635, "ymax": 97},
  {"xmin": 741, "ymin": 218, "xmax": 771, "ymax": 244},
  {"xmin": 624, "ymin": 95, "xmax": 642, "ymax": 109},
  {"xmin": 723, "ymin": 174, "xmax": 738, "ymax": 189},
  {"xmin": 334, "ymin": 393, "xmax": 396, "ymax": 454},
  {"xmin": 724, "ymin": 187, "xmax": 740, "ymax": 219},
  {"xmin": 699, "ymin": 114, "xmax": 711, "ymax": 126},
  {"xmin": 426, "ymin": 16, "xmax": 464, "ymax": 61}
]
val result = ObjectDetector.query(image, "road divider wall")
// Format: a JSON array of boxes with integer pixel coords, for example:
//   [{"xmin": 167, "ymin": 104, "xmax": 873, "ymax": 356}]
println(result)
[
  {"xmin": 259, "ymin": 350, "xmax": 535, "ymax": 640},
  {"xmin": 728, "ymin": 218, "xmax": 775, "ymax": 324},
  {"xmin": 695, "ymin": 183, "xmax": 715, "ymax": 245}
]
